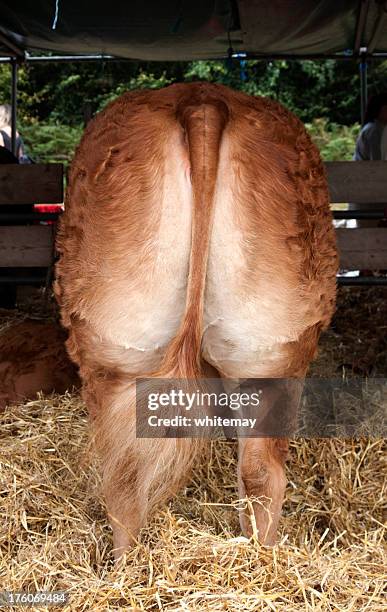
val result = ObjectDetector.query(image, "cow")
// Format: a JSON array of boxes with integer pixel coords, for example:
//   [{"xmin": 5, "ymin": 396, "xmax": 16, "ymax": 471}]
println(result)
[
  {"xmin": 0, "ymin": 319, "xmax": 79, "ymax": 411},
  {"xmin": 55, "ymin": 82, "xmax": 338, "ymax": 558}
]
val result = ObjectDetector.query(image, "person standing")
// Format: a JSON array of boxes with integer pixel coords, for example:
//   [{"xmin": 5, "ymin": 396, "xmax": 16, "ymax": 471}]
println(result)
[
  {"xmin": 351, "ymin": 93, "xmax": 387, "ymax": 228},
  {"xmin": 0, "ymin": 103, "xmax": 26, "ymax": 162},
  {"xmin": 354, "ymin": 93, "xmax": 387, "ymax": 160},
  {"xmin": 380, "ymin": 120, "xmax": 387, "ymax": 160}
]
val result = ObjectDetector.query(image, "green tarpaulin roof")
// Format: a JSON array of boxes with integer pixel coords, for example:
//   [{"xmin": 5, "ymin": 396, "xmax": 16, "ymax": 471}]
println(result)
[{"xmin": 0, "ymin": 1, "xmax": 386, "ymax": 61}]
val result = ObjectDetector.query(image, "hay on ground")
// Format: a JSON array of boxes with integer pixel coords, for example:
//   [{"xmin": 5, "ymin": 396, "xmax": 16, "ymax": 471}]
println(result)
[{"xmin": 0, "ymin": 287, "xmax": 386, "ymax": 610}]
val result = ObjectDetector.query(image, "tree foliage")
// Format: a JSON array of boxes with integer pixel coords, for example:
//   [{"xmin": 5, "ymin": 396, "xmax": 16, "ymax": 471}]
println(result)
[{"xmin": 0, "ymin": 57, "xmax": 386, "ymax": 163}]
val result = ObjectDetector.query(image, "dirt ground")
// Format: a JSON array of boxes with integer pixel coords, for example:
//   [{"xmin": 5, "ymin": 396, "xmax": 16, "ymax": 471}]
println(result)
[{"xmin": 310, "ymin": 286, "xmax": 387, "ymax": 378}]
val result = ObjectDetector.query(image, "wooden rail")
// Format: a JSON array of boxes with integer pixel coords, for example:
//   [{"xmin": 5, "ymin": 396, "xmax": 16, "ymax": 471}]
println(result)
[
  {"xmin": 326, "ymin": 161, "xmax": 387, "ymax": 270},
  {"xmin": 0, "ymin": 164, "xmax": 63, "ymax": 205},
  {"xmin": 0, "ymin": 161, "xmax": 386, "ymax": 272},
  {"xmin": 0, "ymin": 226, "xmax": 55, "ymax": 267},
  {"xmin": 336, "ymin": 228, "xmax": 387, "ymax": 269},
  {"xmin": 326, "ymin": 161, "xmax": 387, "ymax": 204}
]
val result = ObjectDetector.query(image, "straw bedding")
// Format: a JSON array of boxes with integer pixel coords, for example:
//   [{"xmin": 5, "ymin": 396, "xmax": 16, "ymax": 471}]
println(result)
[{"xmin": 0, "ymin": 287, "xmax": 386, "ymax": 611}]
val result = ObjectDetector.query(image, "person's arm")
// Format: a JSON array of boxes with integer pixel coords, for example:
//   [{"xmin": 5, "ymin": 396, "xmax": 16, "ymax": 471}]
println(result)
[
  {"xmin": 381, "ymin": 126, "xmax": 387, "ymax": 160},
  {"xmin": 354, "ymin": 129, "xmax": 368, "ymax": 160},
  {"xmin": 17, "ymin": 138, "xmax": 25, "ymax": 161},
  {"xmin": 14, "ymin": 131, "xmax": 27, "ymax": 161}
]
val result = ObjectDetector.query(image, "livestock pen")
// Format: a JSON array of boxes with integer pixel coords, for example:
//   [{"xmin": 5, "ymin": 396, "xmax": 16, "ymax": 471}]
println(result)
[{"xmin": 0, "ymin": 2, "xmax": 386, "ymax": 610}]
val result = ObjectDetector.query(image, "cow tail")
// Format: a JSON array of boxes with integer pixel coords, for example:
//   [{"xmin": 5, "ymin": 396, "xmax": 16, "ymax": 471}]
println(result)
[
  {"xmin": 154, "ymin": 99, "xmax": 229, "ymax": 381},
  {"xmin": 123, "ymin": 99, "xmax": 229, "ymax": 535}
]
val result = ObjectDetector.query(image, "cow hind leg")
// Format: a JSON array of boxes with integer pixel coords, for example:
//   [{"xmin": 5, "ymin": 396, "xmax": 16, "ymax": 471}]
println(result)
[
  {"xmin": 235, "ymin": 379, "xmax": 296, "ymax": 545},
  {"xmin": 208, "ymin": 355, "xmax": 306, "ymax": 545},
  {"xmin": 104, "ymin": 462, "xmax": 147, "ymax": 558},
  {"xmin": 236, "ymin": 378, "xmax": 303, "ymax": 544},
  {"xmin": 101, "ymin": 434, "xmax": 200, "ymax": 559},
  {"xmin": 92, "ymin": 380, "xmax": 201, "ymax": 559},
  {"xmin": 237, "ymin": 436, "xmax": 289, "ymax": 544}
]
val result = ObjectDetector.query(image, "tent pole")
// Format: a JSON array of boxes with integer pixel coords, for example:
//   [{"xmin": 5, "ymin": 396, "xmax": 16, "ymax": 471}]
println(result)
[
  {"xmin": 11, "ymin": 58, "xmax": 18, "ymax": 156},
  {"xmin": 360, "ymin": 56, "xmax": 368, "ymax": 125}
]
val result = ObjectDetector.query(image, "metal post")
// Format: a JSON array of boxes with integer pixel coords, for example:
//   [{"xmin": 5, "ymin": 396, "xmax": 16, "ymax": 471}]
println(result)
[
  {"xmin": 11, "ymin": 58, "xmax": 18, "ymax": 156},
  {"xmin": 360, "ymin": 55, "xmax": 368, "ymax": 125}
]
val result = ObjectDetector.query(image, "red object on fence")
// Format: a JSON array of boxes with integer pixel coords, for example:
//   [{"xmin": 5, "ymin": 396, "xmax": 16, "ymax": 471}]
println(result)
[{"xmin": 33, "ymin": 204, "xmax": 63, "ymax": 224}]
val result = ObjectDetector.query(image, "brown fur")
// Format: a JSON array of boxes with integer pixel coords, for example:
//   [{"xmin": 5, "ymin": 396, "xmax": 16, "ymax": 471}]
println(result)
[
  {"xmin": 55, "ymin": 83, "xmax": 338, "ymax": 557},
  {"xmin": 0, "ymin": 320, "xmax": 80, "ymax": 411}
]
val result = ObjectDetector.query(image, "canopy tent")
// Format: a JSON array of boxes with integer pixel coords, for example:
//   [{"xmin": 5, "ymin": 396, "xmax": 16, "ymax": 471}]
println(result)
[
  {"xmin": 0, "ymin": 1, "xmax": 387, "ymax": 61},
  {"xmin": 1, "ymin": 1, "xmax": 387, "ymax": 151},
  {"xmin": 0, "ymin": 1, "xmax": 386, "ymax": 289}
]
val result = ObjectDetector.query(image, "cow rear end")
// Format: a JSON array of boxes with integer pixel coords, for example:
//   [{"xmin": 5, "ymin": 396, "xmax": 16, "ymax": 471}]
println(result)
[{"xmin": 55, "ymin": 83, "xmax": 337, "ymax": 557}]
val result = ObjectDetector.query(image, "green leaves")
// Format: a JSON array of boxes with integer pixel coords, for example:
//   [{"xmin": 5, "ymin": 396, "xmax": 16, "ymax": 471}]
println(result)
[
  {"xmin": 21, "ymin": 122, "xmax": 82, "ymax": 165},
  {"xmin": 1, "ymin": 57, "xmax": 383, "ymax": 166},
  {"xmin": 306, "ymin": 118, "xmax": 359, "ymax": 161}
]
